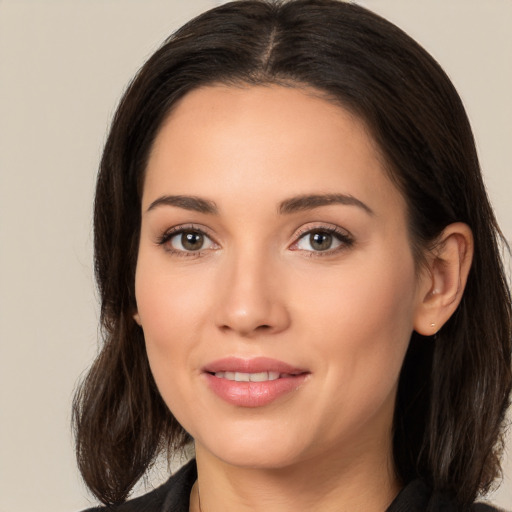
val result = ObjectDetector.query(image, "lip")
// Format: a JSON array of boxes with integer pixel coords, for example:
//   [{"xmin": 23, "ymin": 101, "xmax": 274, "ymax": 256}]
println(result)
[
  {"xmin": 203, "ymin": 356, "xmax": 307, "ymax": 375},
  {"xmin": 202, "ymin": 357, "xmax": 310, "ymax": 408}
]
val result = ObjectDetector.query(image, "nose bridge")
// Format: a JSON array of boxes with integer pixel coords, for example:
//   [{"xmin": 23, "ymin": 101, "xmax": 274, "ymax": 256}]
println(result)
[{"xmin": 215, "ymin": 244, "xmax": 289, "ymax": 336}]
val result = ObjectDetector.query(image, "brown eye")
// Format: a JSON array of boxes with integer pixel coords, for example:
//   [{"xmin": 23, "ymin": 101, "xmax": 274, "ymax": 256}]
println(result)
[
  {"xmin": 309, "ymin": 232, "xmax": 333, "ymax": 251},
  {"xmin": 166, "ymin": 229, "xmax": 216, "ymax": 253},
  {"xmin": 293, "ymin": 227, "xmax": 352, "ymax": 254},
  {"xmin": 179, "ymin": 231, "xmax": 204, "ymax": 251}
]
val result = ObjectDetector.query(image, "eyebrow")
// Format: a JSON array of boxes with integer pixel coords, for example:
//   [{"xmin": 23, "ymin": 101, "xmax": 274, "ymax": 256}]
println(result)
[
  {"xmin": 145, "ymin": 192, "xmax": 373, "ymax": 216},
  {"xmin": 146, "ymin": 195, "xmax": 218, "ymax": 214},
  {"xmin": 279, "ymin": 193, "xmax": 374, "ymax": 215}
]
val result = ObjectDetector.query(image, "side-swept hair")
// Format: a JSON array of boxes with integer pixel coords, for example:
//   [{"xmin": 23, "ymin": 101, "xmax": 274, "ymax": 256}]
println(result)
[{"xmin": 73, "ymin": 0, "xmax": 512, "ymax": 506}]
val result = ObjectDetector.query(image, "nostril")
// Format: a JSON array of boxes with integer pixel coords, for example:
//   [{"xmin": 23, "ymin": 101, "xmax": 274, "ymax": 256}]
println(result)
[{"xmin": 219, "ymin": 323, "xmax": 273, "ymax": 335}]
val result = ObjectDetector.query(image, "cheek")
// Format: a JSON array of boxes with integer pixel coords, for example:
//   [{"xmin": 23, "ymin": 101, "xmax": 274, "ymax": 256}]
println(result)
[
  {"xmin": 134, "ymin": 256, "xmax": 210, "ymax": 384},
  {"xmin": 290, "ymin": 257, "xmax": 417, "ymax": 447},
  {"xmin": 134, "ymin": 267, "xmax": 206, "ymax": 432},
  {"xmin": 298, "ymin": 247, "xmax": 416, "ymax": 333},
  {"xmin": 299, "ymin": 249, "xmax": 417, "ymax": 401},
  {"xmin": 135, "ymin": 248, "xmax": 213, "ymax": 335}
]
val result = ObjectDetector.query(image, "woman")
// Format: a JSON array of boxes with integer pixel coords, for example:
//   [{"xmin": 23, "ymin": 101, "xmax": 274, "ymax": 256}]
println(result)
[{"xmin": 73, "ymin": 1, "xmax": 511, "ymax": 510}]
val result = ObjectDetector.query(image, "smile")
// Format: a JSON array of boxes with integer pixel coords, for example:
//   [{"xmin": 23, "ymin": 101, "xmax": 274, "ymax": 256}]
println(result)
[{"xmin": 203, "ymin": 357, "xmax": 310, "ymax": 407}]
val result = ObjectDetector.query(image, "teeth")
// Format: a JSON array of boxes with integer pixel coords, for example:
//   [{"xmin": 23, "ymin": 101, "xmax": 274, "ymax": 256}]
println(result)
[
  {"xmin": 250, "ymin": 371, "xmax": 280, "ymax": 382},
  {"xmin": 214, "ymin": 371, "xmax": 282, "ymax": 382},
  {"xmin": 250, "ymin": 371, "xmax": 269, "ymax": 382}
]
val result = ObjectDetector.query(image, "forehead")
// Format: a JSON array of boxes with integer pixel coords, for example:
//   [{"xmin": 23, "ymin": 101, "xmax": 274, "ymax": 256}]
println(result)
[
  {"xmin": 143, "ymin": 84, "xmax": 405, "ymax": 220},
  {"xmin": 150, "ymin": 84, "xmax": 377, "ymax": 165}
]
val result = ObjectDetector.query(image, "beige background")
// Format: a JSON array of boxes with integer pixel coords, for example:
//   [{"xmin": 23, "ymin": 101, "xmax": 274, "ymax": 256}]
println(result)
[{"xmin": 0, "ymin": 1, "xmax": 510, "ymax": 511}]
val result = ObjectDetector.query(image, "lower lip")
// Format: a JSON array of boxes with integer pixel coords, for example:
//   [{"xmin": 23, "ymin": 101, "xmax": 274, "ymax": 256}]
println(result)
[{"xmin": 204, "ymin": 373, "xmax": 308, "ymax": 407}]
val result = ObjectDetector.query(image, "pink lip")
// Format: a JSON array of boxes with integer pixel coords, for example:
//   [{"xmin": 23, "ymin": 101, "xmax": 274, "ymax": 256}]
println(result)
[
  {"xmin": 203, "ymin": 357, "xmax": 307, "ymax": 375},
  {"xmin": 202, "ymin": 357, "xmax": 310, "ymax": 408}
]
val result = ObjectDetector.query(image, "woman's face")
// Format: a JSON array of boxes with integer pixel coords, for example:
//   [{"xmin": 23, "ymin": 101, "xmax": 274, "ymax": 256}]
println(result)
[{"xmin": 135, "ymin": 85, "xmax": 428, "ymax": 470}]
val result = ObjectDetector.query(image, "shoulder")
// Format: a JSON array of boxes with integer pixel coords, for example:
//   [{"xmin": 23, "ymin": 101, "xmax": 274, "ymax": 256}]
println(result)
[{"xmin": 78, "ymin": 459, "xmax": 197, "ymax": 512}]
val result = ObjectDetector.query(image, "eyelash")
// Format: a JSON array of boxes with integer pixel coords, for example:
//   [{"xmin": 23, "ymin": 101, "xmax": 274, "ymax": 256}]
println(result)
[{"xmin": 156, "ymin": 224, "xmax": 354, "ymax": 258}]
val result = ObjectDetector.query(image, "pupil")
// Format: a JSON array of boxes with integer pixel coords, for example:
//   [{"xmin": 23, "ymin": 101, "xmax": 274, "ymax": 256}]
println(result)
[
  {"xmin": 310, "ymin": 232, "xmax": 332, "ymax": 251},
  {"xmin": 182, "ymin": 231, "xmax": 203, "ymax": 251}
]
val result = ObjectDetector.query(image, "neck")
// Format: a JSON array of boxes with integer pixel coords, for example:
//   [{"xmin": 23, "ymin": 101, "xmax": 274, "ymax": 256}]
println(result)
[{"xmin": 191, "ymin": 439, "xmax": 400, "ymax": 512}]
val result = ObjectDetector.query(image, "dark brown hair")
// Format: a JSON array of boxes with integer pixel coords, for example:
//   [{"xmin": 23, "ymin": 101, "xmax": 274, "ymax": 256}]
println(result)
[{"xmin": 73, "ymin": 0, "xmax": 512, "ymax": 507}]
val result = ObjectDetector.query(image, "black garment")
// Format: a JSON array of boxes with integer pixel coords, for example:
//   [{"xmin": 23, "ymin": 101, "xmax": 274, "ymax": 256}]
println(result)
[
  {"xmin": 80, "ymin": 459, "xmax": 506, "ymax": 512},
  {"xmin": 81, "ymin": 461, "xmax": 197, "ymax": 512}
]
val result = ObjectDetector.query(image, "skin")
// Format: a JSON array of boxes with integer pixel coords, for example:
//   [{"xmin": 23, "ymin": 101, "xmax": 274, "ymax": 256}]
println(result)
[{"xmin": 134, "ymin": 85, "xmax": 473, "ymax": 512}]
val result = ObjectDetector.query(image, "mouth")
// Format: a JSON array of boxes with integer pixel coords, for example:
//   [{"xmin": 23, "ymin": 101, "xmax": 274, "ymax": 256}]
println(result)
[{"xmin": 202, "ymin": 357, "xmax": 310, "ymax": 407}]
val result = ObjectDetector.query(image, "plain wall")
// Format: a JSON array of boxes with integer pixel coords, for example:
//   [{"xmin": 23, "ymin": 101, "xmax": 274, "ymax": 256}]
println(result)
[{"xmin": 0, "ymin": 1, "xmax": 510, "ymax": 511}]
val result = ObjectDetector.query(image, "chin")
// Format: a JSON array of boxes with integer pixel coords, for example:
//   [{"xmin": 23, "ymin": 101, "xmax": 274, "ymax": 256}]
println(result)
[
  {"xmin": 194, "ymin": 421, "xmax": 307, "ymax": 470},
  {"xmin": 211, "ymin": 445, "xmax": 301, "ymax": 470}
]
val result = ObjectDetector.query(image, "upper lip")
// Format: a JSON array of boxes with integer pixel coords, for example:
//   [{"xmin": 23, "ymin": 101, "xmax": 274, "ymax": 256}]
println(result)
[{"xmin": 202, "ymin": 357, "xmax": 309, "ymax": 375}]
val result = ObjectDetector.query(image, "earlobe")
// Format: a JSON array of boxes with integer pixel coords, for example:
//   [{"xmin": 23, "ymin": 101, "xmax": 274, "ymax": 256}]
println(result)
[
  {"xmin": 414, "ymin": 223, "xmax": 473, "ymax": 336},
  {"xmin": 133, "ymin": 311, "xmax": 142, "ymax": 326}
]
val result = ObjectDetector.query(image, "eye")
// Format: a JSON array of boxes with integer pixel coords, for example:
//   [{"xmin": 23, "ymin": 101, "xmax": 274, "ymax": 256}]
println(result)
[
  {"xmin": 158, "ymin": 227, "xmax": 218, "ymax": 255},
  {"xmin": 292, "ymin": 227, "xmax": 353, "ymax": 254},
  {"xmin": 173, "ymin": 230, "xmax": 207, "ymax": 251}
]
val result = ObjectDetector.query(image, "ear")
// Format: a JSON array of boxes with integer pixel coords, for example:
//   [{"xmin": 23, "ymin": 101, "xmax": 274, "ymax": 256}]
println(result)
[
  {"xmin": 133, "ymin": 310, "xmax": 142, "ymax": 326},
  {"xmin": 414, "ymin": 222, "xmax": 474, "ymax": 336}
]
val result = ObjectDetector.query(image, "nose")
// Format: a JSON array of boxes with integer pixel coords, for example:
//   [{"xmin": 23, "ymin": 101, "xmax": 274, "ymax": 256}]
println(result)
[{"xmin": 214, "ymin": 251, "xmax": 291, "ymax": 337}]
